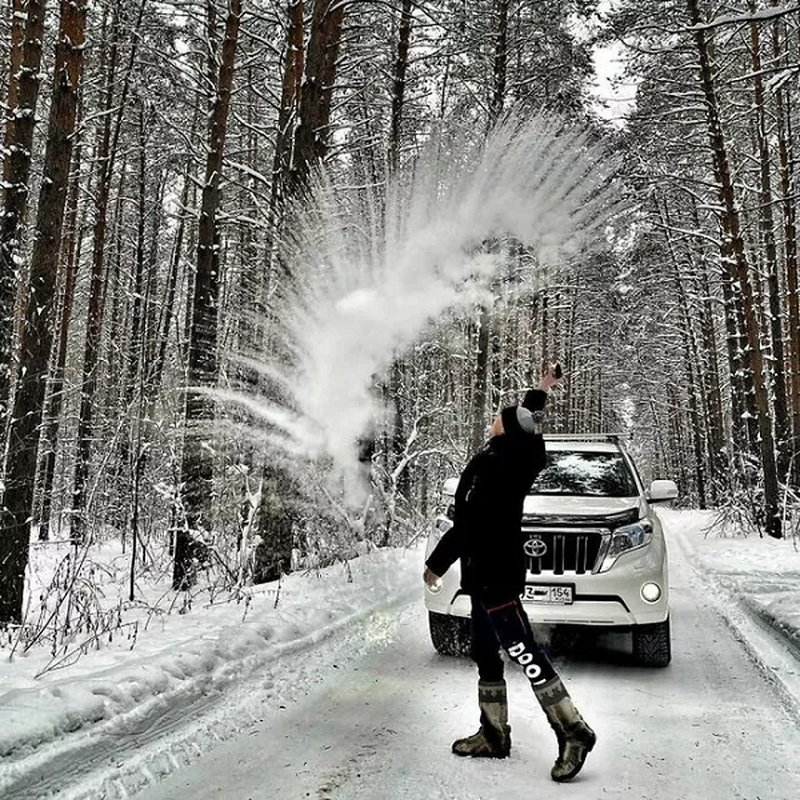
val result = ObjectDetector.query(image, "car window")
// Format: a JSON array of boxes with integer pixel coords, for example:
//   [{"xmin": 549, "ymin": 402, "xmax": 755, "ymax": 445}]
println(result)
[{"xmin": 530, "ymin": 451, "xmax": 638, "ymax": 497}]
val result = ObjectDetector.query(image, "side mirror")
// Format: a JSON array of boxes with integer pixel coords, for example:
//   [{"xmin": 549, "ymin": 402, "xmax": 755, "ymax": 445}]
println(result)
[
  {"xmin": 442, "ymin": 477, "xmax": 459, "ymax": 497},
  {"xmin": 648, "ymin": 479, "xmax": 678, "ymax": 503}
]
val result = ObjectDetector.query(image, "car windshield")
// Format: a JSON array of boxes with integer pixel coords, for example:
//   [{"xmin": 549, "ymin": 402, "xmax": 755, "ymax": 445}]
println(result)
[{"xmin": 530, "ymin": 451, "xmax": 638, "ymax": 498}]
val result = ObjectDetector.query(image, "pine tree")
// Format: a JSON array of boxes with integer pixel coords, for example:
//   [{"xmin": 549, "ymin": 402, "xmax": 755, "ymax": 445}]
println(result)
[{"xmin": 0, "ymin": 0, "xmax": 87, "ymax": 624}]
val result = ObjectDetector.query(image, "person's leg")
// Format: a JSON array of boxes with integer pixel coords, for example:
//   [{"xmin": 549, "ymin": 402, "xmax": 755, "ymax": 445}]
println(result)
[
  {"xmin": 483, "ymin": 597, "xmax": 556, "ymax": 686},
  {"xmin": 485, "ymin": 597, "xmax": 596, "ymax": 782},
  {"xmin": 452, "ymin": 600, "xmax": 511, "ymax": 758},
  {"xmin": 470, "ymin": 597, "xmax": 504, "ymax": 682}
]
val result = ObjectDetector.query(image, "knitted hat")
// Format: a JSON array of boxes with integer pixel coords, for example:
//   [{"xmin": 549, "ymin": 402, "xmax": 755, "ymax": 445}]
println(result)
[
  {"xmin": 498, "ymin": 387, "xmax": 548, "ymax": 439},
  {"xmin": 500, "ymin": 404, "xmax": 539, "ymax": 438}
]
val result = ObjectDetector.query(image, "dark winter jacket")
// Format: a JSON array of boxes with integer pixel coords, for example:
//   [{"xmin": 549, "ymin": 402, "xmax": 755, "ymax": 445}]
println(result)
[{"xmin": 425, "ymin": 390, "xmax": 548, "ymax": 603}]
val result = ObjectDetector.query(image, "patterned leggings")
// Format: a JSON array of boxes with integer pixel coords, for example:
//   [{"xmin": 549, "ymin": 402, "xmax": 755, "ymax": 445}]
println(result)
[{"xmin": 471, "ymin": 596, "xmax": 558, "ymax": 688}]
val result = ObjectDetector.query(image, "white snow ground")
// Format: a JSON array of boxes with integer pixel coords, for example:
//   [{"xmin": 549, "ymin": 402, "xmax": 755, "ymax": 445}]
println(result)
[{"xmin": 1, "ymin": 509, "xmax": 799, "ymax": 799}]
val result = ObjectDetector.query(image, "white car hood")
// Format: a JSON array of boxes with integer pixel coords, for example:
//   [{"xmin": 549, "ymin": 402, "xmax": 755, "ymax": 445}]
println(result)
[{"xmin": 522, "ymin": 494, "xmax": 642, "ymax": 519}]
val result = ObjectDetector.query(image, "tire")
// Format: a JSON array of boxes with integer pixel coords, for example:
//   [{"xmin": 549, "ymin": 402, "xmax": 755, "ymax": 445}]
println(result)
[
  {"xmin": 632, "ymin": 616, "xmax": 671, "ymax": 667},
  {"xmin": 429, "ymin": 611, "xmax": 472, "ymax": 657}
]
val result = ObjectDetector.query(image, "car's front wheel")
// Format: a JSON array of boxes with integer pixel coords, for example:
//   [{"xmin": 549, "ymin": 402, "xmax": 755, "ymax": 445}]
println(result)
[
  {"xmin": 632, "ymin": 616, "xmax": 671, "ymax": 667},
  {"xmin": 429, "ymin": 611, "xmax": 471, "ymax": 657}
]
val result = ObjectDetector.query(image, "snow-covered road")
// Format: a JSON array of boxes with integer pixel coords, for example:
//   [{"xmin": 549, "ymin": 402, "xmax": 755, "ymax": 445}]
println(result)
[
  {"xmin": 136, "ymin": 532, "xmax": 799, "ymax": 800},
  {"xmin": 4, "ymin": 521, "xmax": 800, "ymax": 800}
]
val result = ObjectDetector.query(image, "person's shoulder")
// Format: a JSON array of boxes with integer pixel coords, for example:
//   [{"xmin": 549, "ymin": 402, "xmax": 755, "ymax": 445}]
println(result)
[{"xmin": 468, "ymin": 441, "xmax": 500, "ymax": 469}]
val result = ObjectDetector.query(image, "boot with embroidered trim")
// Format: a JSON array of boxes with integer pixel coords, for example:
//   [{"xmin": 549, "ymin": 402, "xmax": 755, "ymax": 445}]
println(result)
[
  {"xmin": 452, "ymin": 679, "xmax": 511, "ymax": 758},
  {"xmin": 534, "ymin": 676, "xmax": 596, "ymax": 781}
]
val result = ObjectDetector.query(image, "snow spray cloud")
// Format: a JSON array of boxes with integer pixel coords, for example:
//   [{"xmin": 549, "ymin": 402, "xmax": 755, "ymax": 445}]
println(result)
[{"xmin": 224, "ymin": 113, "xmax": 621, "ymax": 499}]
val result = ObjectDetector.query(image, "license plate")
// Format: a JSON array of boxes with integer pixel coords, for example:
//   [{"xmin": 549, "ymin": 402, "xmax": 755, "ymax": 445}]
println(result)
[{"xmin": 523, "ymin": 584, "xmax": 574, "ymax": 604}]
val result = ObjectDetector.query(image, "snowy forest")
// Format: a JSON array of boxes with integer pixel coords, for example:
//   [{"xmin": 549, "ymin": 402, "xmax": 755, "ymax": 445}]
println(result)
[{"xmin": 0, "ymin": 0, "xmax": 799, "ymax": 640}]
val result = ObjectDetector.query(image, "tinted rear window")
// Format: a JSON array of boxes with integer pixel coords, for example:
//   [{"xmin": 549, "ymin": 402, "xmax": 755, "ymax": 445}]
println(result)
[{"xmin": 530, "ymin": 451, "xmax": 638, "ymax": 498}]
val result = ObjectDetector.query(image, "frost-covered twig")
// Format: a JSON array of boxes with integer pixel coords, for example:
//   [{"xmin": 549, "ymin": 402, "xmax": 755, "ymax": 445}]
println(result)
[{"xmin": 34, "ymin": 620, "xmax": 139, "ymax": 679}]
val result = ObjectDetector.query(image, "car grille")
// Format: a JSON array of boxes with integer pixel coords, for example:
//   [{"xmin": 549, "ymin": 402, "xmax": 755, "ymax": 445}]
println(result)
[{"xmin": 522, "ymin": 527, "xmax": 605, "ymax": 575}]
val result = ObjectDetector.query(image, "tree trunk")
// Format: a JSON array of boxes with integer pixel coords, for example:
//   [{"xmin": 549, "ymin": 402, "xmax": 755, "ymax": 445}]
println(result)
[
  {"xmin": 148, "ymin": 102, "xmax": 201, "ymax": 398},
  {"xmin": 696, "ymin": 246, "xmax": 726, "ymax": 501},
  {"xmin": 2, "ymin": 0, "xmax": 27, "ymax": 179},
  {"xmin": 262, "ymin": 0, "xmax": 304, "ymax": 292},
  {"xmin": 174, "ymin": 0, "xmax": 243, "ymax": 590},
  {"xmin": 469, "ymin": 307, "xmax": 492, "ymax": 454},
  {"xmin": 143, "ymin": 168, "xmax": 164, "ymax": 380},
  {"xmin": 287, "ymin": 0, "xmax": 346, "ymax": 194},
  {"xmin": 748, "ymin": 4, "xmax": 790, "ymax": 483},
  {"xmin": 252, "ymin": 463, "xmax": 295, "ymax": 584},
  {"xmin": 0, "ymin": 0, "xmax": 86, "ymax": 624},
  {"xmin": 270, "ymin": 0, "xmax": 304, "ymax": 206},
  {"xmin": 70, "ymin": 0, "xmax": 144, "ymax": 542},
  {"xmin": 0, "ymin": 0, "xmax": 47, "ymax": 434},
  {"xmin": 657, "ymin": 195, "xmax": 707, "ymax": 507},
  {"xmin": 38, "ymin": 99, "xmax": 84, "ymax": 541},
  {"xmin": 385, "ymin": 0, "xmax": 414, "ymax": 494},
  {"xmin": 489, "ymin": 0, "xmax": 509, "ymax": 124},
  {"xmin": 772, "ymin": 11, "xmax": 800, "ymax": 484},
  {"xmin": 687, "ymin": 0, "xmax": 781, "ymax": 536},
  {"xmin": 468, "ymin": 0, "xmax": 509, "ymax": 454},
  {"xmin": 255, "ymin": 0, "xmax": 349, "ymax": 584},
  {"xmin": 112, "ymin": 99, "xmax": 151, "ymax": 533},
  {"xmin": 100, "ymin": 162, "xmax": 128, "ymax": 465},
  {"xmin": 388, "ymin": 0, "xmax": 413, "ymax": 174}
]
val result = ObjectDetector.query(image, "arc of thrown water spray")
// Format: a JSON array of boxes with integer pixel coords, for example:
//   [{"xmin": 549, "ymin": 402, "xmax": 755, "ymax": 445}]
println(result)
[
  {"xmin": 213, "ymin": 417, "xmax": 313, "ymax": 463},
  {"xmin": 227, "ymin": 112, "xmax": 623, "ymax": 494},
  {"xmin": 295, "ymin": 113, "xmax": 618, "ymax": 441},
  {"xmin": 205, "ymin": 388, "xmax": 317, "ymax": 455},
  {"xmin": 227, "ymin": 355, "xmax": 295, "ymax": 396}
]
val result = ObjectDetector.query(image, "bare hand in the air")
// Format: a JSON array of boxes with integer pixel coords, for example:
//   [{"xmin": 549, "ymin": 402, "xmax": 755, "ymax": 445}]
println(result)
[{"xmin": 538, "ymin": 362, "xmax": 563, "ymax": 392}]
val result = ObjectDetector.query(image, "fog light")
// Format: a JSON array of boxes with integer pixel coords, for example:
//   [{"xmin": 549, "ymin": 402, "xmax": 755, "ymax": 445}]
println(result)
[
  {"xmin": 641, "ymin": 582, "xmax": 662, "ymax": 603},
  {"xmin": 426, "ymin": 579, "xmax": 443, "ymax": 594}
]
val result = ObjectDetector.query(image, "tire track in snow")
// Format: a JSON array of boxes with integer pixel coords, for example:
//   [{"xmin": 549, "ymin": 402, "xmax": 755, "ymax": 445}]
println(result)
[
  {"xmin": 667, "ymin": 518, "xmax": 800, "ymax": 723},
  {"xmin": 0, "ymin": 588, "xmax": 419, "ymax": 799}
]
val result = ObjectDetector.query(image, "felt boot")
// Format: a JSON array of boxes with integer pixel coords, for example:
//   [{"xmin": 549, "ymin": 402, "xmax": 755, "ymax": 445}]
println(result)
[
  {"xmin": 452, "ymin": 680, "xmax": 511, "ymax": 758},
  {"xmin": 535, "ymin": 676, "xmax": 596, "ymax": 782}
]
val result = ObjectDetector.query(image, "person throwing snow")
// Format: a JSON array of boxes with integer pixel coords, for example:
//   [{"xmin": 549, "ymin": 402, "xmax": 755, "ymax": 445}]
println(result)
[{"xmin": 424, "ymin": 364, "xmax": 595, "ymax": 782}]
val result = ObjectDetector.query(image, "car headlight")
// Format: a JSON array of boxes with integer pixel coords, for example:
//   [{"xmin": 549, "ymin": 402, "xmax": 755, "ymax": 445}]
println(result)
[{"xmin": 600, "ymin": 520, "xmax": 652, "ymax": 572}]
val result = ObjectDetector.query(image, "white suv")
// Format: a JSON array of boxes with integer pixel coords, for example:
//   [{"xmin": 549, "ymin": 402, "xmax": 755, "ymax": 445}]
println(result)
[{"xmin": 424, "ymin": 434, "xmax": 676, "ymax": 667}]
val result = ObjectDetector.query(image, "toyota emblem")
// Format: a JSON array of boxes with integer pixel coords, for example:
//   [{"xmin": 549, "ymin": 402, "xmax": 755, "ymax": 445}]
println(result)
[{"xmin": 524, "ymin": 538, "xmax": 547, "ymax": 558}]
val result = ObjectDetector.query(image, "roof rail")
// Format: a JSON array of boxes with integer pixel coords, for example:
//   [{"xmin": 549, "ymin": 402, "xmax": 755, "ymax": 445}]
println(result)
[{"xmin": 543, "ymin": 433, "xmax": 626, "ymax": 442}]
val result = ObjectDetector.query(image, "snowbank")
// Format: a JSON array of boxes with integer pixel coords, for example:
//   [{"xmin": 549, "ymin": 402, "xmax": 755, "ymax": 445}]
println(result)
[
  {"xmin": 0, "ymin": 547, "xmax": 421, "ymax": 763},
  {"xmin": 659, "ymin": 507, "xmax": 800, "ymax": 659}
]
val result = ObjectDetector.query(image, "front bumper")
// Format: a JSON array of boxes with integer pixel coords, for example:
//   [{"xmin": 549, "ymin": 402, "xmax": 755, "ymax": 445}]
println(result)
[{"xmin": 424, "ymin": 525, "xmax": 669, "ymax": 628}]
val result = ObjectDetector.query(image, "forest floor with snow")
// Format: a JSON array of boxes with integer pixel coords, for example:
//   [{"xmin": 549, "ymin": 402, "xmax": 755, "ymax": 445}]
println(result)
[{"xmin": 0, "ymin": 508, "xmax": 799, "ymax": 798}]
